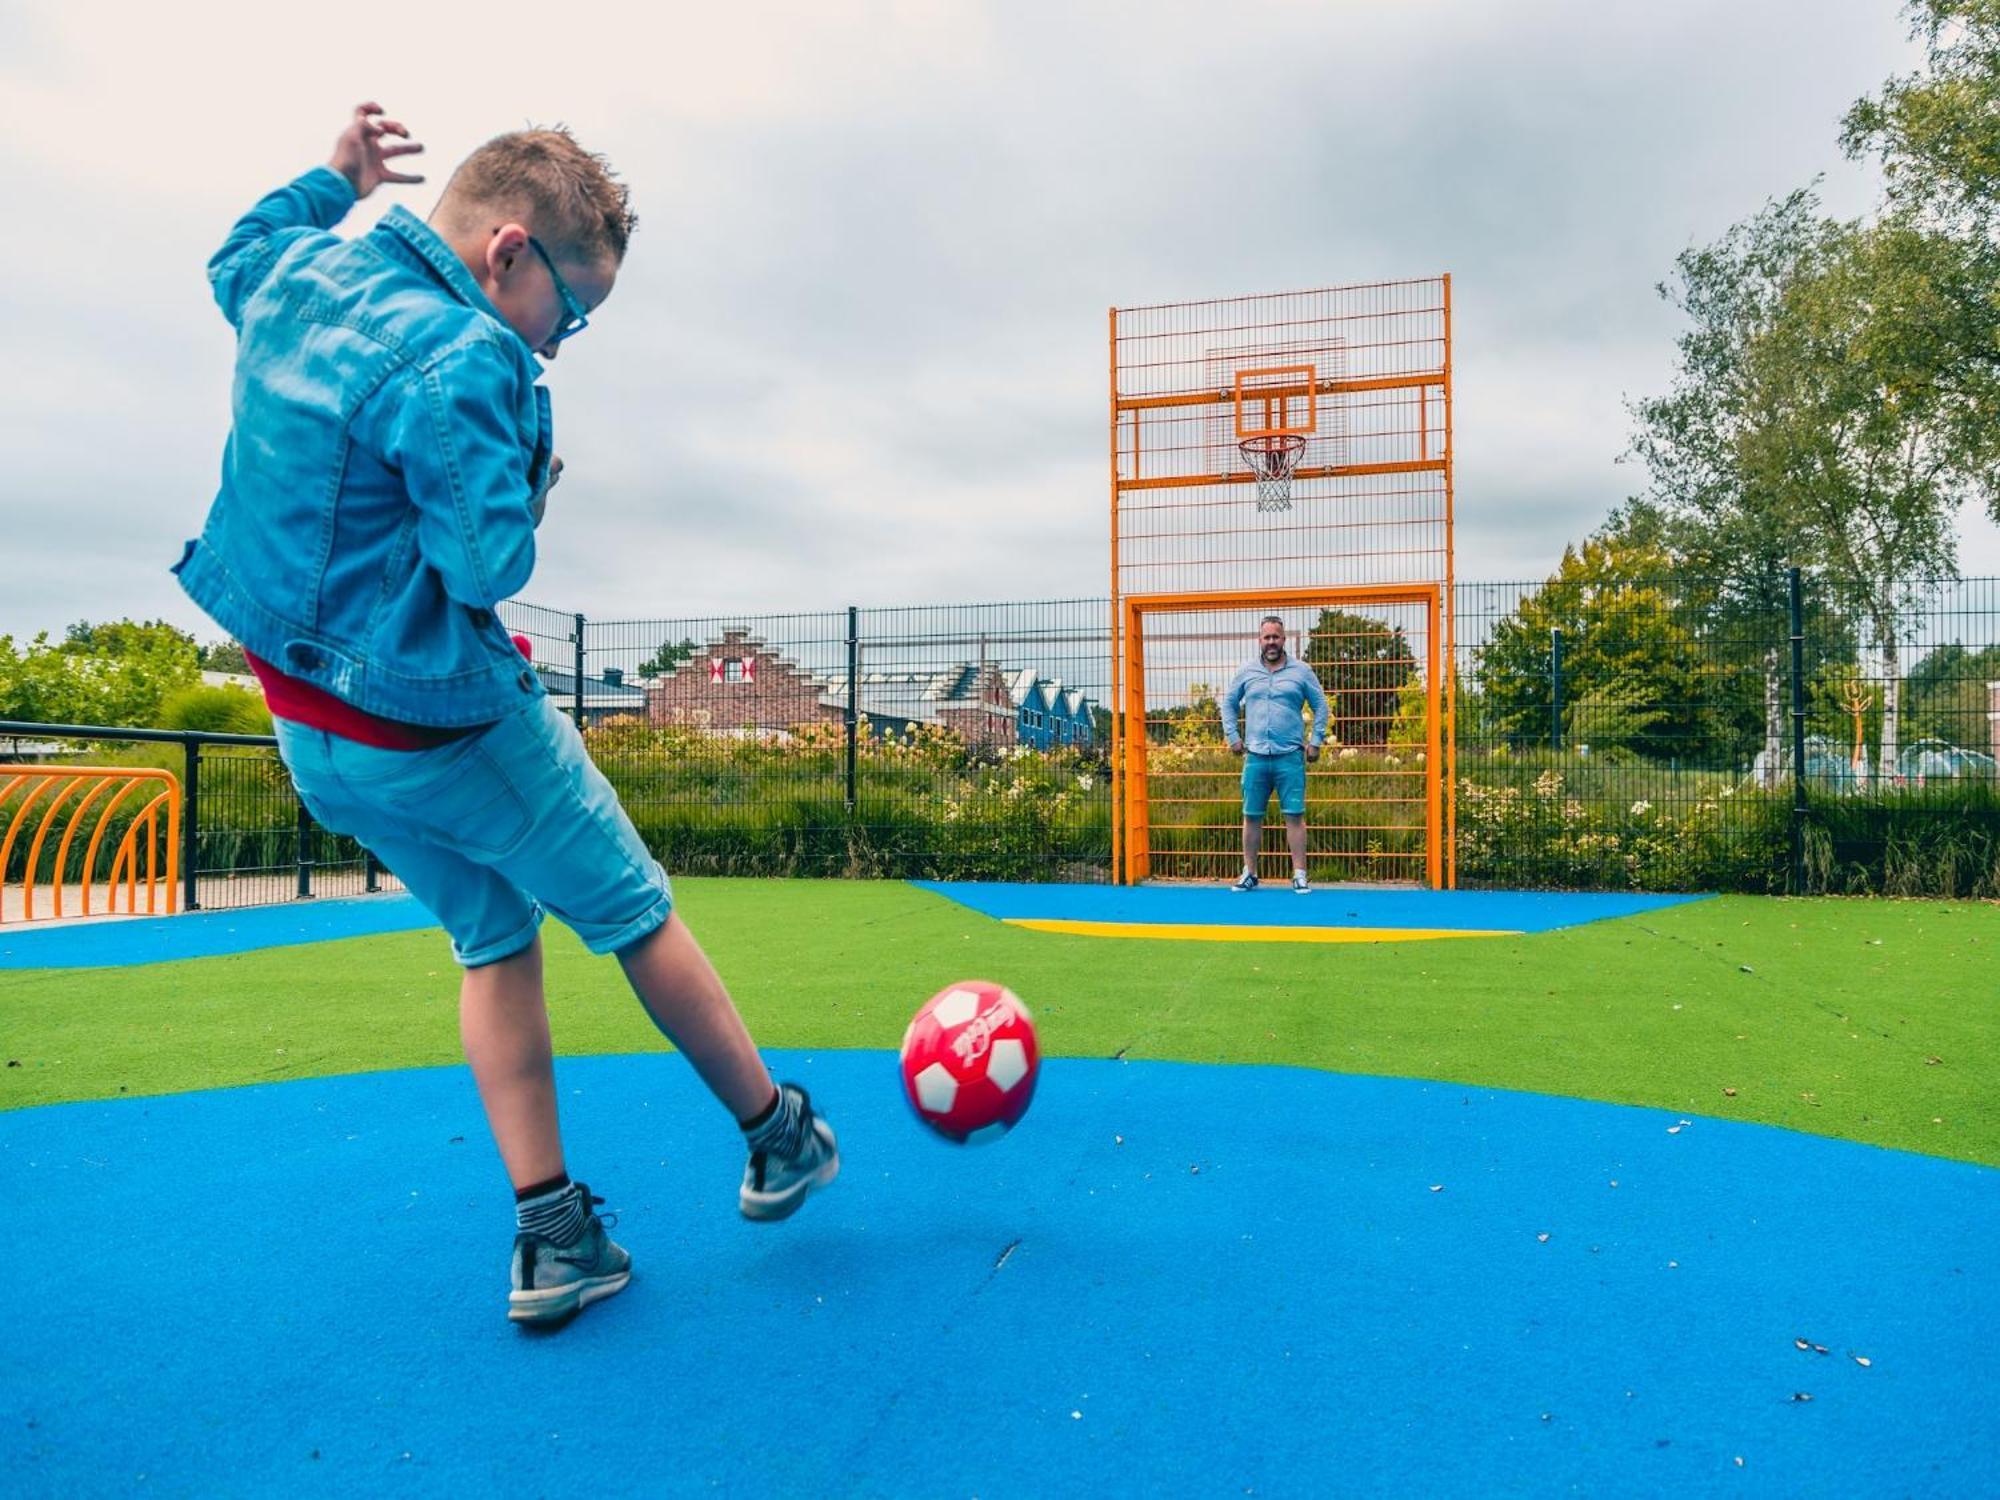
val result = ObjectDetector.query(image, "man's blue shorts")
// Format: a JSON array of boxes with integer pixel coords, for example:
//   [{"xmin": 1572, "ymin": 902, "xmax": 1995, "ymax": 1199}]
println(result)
[
  {"xmin": 1242, "ymin": 750, "xmax": 1308, "ymax": 817},
  {"xmin": 275, "ymin": 696, "xmax": 672, "ymax": 968}
]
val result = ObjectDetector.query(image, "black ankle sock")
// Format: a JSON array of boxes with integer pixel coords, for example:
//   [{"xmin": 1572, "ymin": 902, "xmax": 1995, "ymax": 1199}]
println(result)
[
  {"xmin": 515, "ymin": 1173, "xmax": 571, "ymax": 1204},
  {"xmin": 739, "ymin": 1087, "xmax": 782, "ymax": 1132}
]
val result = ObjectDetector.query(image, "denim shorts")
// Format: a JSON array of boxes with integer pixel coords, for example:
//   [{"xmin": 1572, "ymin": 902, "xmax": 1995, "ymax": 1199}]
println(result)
[
  {"xmin": 1241, "ymin": 750, "xmax": 1308, "ymax": 817},
  {"xmin": 274, "ymin": 697, "xmax": 672, "ymax": 967}
]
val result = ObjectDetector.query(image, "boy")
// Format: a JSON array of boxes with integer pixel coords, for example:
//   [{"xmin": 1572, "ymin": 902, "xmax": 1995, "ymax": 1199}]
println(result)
[{"xmin": 176, "ymin": 103, "xmax": 837, "ymax": 1327}]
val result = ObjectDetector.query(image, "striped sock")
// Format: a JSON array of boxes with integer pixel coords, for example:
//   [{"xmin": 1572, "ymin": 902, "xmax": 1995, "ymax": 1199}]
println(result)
[
  {"xmin": 515, "ymin": 1176, "xmax": 588, "ymax": 1247},
  {"xmin": 743, "ymin": 1084, "xmax": 808, "ymax": 1161}
]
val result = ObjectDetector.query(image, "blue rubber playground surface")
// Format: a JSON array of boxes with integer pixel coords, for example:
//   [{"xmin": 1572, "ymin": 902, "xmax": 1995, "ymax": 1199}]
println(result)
[
  {"xmin": 916, "ymin": 880, "xmax": 1708, "ymax": 942},
  {"xmin": 0, "ymin": 893, "xmax": 438, "ymax": 969},
  {"xmin": 4, "ymin": 1050, "xmax": 1994, "ymax": 1496}
]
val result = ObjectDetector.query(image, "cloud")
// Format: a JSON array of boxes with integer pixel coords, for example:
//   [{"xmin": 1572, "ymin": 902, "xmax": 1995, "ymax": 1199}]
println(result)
[{"xmin": 10, "ymin": 0, "xmax": 1991, "ymax": 656}]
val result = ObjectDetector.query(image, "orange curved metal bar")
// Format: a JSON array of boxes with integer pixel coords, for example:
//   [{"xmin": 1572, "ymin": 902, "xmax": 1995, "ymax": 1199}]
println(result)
[
  {"xmin": 51, "ymin": 777, "xmax": 119, "ymax": 918},
  {"xmin": 24, "ymin": 776, "xmax": 89, "ymax": 922},
  {"xmin": 80, "ymin": 777, "xmax": 152, "ymax": 916}
]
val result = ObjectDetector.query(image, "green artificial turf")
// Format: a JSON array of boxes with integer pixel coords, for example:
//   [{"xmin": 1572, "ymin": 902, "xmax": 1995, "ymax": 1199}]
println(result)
[{"xmin": 2, "ymin": 879, "xmax": 1995, "ymax": 1164}]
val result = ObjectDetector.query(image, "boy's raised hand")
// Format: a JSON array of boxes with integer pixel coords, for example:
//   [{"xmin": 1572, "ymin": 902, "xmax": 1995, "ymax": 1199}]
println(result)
[{"xmin": 328, "ymin": 102, "xmax": 425, "ymax": 198}]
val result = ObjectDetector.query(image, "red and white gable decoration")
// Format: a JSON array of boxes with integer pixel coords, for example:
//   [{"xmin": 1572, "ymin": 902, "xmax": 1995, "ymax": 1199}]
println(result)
[{"xmin": 709, "ymin": 656, "xmax": 756, "ymax": 685}]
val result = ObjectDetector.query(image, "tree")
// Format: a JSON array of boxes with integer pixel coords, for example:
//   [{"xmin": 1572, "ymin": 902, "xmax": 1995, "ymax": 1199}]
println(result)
[
  {"xmin": 1840, "ymin": 0, "xmax": 2000, "ymax": 535},
  {"xmin": 1472, "ymin": 534, "xmax": 1709, "ymax": 762},
  {"xmin": 1901, "ymin": 640, "xmax": 2000, "ymax": 748},
  {"xmin": 634, "ymin": 637, "xmax": 699, "ymax": 679},
  {"xmin": 1842, "ymin": 0, "xmax": 2000, "ymax": 241},
  {"xmin": 1743, "ymin": 217, "xmax": 2000, "ymax": 776},
  {"xmin": 199, "ymin": 639, "xmax": 252, "ymax": 675},
  {"xmin": 0, "ymin": 620, "xmax": 202, "ymax": 728},
  {"xmin": 1301, "ymin": 609, "xmax": 1416, "ymax": 746},
  {"xmin": 1627, "ymin": 191, "xmax": 1845, "ymax": 785}
]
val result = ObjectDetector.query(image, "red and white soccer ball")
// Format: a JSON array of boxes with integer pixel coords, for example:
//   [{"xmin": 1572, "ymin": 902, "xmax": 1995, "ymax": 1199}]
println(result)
[{"xmin": 898, "ymin": 980, "xmax": 1040, "ymax": 1144}]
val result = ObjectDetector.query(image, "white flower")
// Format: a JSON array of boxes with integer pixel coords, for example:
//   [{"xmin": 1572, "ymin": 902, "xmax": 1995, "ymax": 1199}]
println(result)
[{"xmin": 1630, "ymin": 800, "xmax": 1652, "ymax": 816}]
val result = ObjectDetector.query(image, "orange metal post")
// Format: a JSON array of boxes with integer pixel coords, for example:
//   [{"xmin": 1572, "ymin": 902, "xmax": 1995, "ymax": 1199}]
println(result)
[
  {"xmin": 1108, "ymin": 305, "xmax": 1124, "ymax": 885},
  {"xmin": 1425, "ymin": 587, "xmax": 1443, "ymax": 889},
  {"xmin": 1442, "ymin": 274, "xmax": 1458, "ymax": 888},
  {"xmin": 1120, "ymin": 602, "xmax": 1149, "ymax": 883}
]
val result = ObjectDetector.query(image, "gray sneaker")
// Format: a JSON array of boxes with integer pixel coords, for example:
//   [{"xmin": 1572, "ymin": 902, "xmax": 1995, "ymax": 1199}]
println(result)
[
  {"xmin": 1292, "ymin": 871, "xmax": 1312, "ymax": 894},
  {"xmin": 740, "ymin": 1085, "xmax": 840, "ymax": 1222},
  {"xmin": 507, "ymin": 1186, "xmax": 631, "ymax": 1327}
]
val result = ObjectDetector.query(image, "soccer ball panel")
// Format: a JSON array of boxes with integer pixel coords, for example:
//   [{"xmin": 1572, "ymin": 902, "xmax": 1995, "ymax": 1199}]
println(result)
[
  {"xmin": 987, "ymin": 1037, "xmax": 1028, "ymax": 1093},
  {"xmin": 930, "ymin": 987, "xmax": 982, "ymax": 1029},
  {"xmin": 913, "ymin": 1062, "xmax": 958, "ymax": 1115}
]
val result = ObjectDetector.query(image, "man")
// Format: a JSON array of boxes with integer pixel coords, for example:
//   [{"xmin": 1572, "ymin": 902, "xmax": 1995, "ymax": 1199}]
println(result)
[{"xmin": 1220, "ymin": 615, "xmax": 1329, "ymax": 893}]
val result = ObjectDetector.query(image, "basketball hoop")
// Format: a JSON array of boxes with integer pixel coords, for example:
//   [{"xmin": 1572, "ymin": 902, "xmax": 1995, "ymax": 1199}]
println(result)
[{"xmin": 1239, "ymin": 432, "xmax": 1306, "ymax": 513}]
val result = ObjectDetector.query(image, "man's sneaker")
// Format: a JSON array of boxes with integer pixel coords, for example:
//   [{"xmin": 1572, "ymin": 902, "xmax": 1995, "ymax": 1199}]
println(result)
[
  {"xmin": 1292, "ymin": 871, "xmax": 1312, "ymax": 894},
  {"xmin": 508, "ymin": 1185, "xmax": 631, "ymax": 1327},
  {"xmin": 1230, "ymin": 870, "xmax": 1260, "ymax": 892},
  {"xmin": 740, "ymin": 1084, "xmax": 840, "ymax": 1222}
]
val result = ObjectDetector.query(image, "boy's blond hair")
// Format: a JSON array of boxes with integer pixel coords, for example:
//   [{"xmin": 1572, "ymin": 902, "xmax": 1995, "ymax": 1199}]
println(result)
[{"xmin": 436, "ymin": 127, "xmax": 636, "ymax": 266}]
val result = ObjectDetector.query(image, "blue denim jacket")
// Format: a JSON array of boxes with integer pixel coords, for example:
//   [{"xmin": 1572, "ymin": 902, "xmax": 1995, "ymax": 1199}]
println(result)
[
  {"xmin": 1221, "ymin": 655, "xmax": 1331, "ymax": 755},
  {"xmin": 174, "ymin": 167, "xmax": 551, "ymax": 726}
]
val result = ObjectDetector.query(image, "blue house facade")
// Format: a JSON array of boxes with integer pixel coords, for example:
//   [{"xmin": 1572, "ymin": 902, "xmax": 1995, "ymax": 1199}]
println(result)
[{"xmin": 1009, "ymin": 670, "xmax": 1097, "ymax": 750}]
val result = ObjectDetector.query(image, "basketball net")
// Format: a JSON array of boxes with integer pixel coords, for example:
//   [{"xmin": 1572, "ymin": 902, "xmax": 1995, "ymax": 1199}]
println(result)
[{"xmin": 1239, "ymin": 432, "xmax": 1306, "ymax": 514}]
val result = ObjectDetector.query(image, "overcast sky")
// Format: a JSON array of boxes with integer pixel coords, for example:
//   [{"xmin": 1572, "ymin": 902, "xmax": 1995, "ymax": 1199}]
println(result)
[{"xmin": 3, "ymin": 0, "xmax": 1994, "ymax": 645}]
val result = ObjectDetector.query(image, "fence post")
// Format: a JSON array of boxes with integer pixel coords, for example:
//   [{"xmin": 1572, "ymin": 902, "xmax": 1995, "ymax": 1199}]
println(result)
[
  {"xmin": 845, "ymin": 606, "xmax": 859, "ymax": 813},
  {"xmin": 1789, "ymin": 567, "xmax": 1809, "ymax": 894},
  {"xmin": 365, "ymin": 848, "xmax": 380, "ymax": 893},
  {"xmin": 296, "ymin": 800, "xmax": 314, "ymax": 899},
  {"xmin": 182, "ymin": 736, "xmax": 201, "ymax": 912},
  {"xmin": 572, "ymin": 612, "xmax": 587, "ymax": 728},
  {"xmin": 1550, "ymin": 627, "xmax": 1564, "ymax": 750}
]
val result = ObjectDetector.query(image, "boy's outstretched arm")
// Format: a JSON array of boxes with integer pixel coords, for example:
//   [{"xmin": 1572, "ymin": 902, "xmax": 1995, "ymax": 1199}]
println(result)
[{"xmin": 207, "ymin": 103, "xmax": 424, "ymax": 328}]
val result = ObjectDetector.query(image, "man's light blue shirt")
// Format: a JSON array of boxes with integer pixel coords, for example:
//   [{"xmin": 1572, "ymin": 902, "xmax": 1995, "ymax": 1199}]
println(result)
[{"xmin": 1221, "ymin": 655, "xmax": 1330, "ymax": 755}]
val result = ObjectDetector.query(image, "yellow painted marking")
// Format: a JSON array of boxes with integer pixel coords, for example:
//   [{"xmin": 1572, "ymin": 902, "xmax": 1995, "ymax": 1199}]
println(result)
[{"xmin": 1002, "ymin": 918, "xmax": 1519, "ymax": 945}]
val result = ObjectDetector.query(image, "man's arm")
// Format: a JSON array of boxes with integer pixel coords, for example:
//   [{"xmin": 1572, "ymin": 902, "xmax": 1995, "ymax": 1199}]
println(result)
[
  {"xmin": 1220, "ymin": 668, "xmax": 1248, "ymax": 751},
  {"xmin": 1300, "ymin": 664, "xmax": 1331, "ymax": 749},
  {"xmin": 373, "ymin": 344, "xmax": 539, "ymax": 611}
]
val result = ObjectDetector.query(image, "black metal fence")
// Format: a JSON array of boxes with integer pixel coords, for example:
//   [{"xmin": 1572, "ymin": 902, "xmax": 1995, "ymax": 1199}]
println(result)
[
  {"xmin": 6, "ymin": 572, "xmax": 1999, "ymax": 909},
  {"xmin": 0, "ymin": 722, "xmax": 392, "ymax": 913}
]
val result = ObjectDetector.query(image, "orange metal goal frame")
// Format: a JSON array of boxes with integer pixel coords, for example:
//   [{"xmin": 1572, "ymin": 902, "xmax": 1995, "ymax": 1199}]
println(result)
[{"xmin": 1115, "ymin": 584, "xmax": 1448, "ymax": 888}]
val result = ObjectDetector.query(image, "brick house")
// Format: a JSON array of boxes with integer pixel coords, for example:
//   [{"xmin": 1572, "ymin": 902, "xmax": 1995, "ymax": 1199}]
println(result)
[{"xmin": 645, "ymin": 629, "xmax": 841, "ymax": 734}]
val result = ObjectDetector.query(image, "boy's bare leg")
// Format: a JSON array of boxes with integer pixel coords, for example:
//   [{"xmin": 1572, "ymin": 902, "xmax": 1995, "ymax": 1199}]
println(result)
[
  {"xmin": 460, "ymin": 935, "xmax": 566, "ymax": 1190},
  {"xmin": 618, "ymin": 913, "xmax": 776, "ymax": 1123},
  {"xmin": 1285, "ymin": 812, "xmax": 1310, "ymax": 870},
  {"xmin": 1242, "ymin": 814, "xmax": 1264, "ymax": 873}
]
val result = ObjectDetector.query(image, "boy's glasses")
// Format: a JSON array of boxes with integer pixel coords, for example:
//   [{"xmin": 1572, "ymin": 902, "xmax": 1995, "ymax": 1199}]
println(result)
[{"xmin": 527, "ymin": 237, "xmax": 590, "ymax": 344}]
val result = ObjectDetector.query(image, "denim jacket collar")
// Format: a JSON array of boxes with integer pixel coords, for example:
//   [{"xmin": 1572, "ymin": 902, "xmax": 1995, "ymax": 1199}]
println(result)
[{"xmin": 377, "ymin": 206, "xmax": 544, "ymax": 369}]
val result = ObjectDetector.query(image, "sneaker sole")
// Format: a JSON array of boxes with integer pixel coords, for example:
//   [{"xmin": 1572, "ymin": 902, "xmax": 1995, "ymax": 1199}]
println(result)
[
  {"xmin": 739, "ymin": 1150, "xmax": 840, "ymax": 1223},
  {"xmin": 507, "ymin": 1269, "xmax": 632, "ymax": 1325}
]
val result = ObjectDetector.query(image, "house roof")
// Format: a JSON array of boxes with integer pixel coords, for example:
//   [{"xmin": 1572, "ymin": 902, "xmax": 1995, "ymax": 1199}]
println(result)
[{"xmin": 532, "ymin": 664, "xmax": 649, "ymax": 708}]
